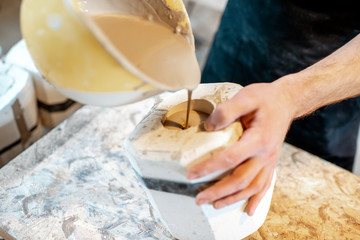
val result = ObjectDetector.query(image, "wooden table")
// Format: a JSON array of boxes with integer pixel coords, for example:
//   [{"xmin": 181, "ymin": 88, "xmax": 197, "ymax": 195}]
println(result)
[{"xmin": 1, "ymin": 95, "xmax": 360, "ymax": 240}]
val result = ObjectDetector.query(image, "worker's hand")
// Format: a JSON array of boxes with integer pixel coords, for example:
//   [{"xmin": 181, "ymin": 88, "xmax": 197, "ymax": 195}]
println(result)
[{"xmin": 187, "ymin": 81, "xmax": 295, "ymax": 216}]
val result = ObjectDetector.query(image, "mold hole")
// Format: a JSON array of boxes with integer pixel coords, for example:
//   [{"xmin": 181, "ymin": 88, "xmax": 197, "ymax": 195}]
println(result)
[{"xmin": 162, "ymin": 99, "xmax": 214, "ymax": 130}]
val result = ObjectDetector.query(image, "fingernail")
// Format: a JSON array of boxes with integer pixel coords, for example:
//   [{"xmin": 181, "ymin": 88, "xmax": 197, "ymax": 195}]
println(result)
[
  {"xmin": 215, "ymin": 202, "xmax": 226, "ymax": 209},
  {"xmin": 245, "ymin": 205, "xmax": 254, "ymax": 216},
  {"xmin": 196, "ymin": 198, "xmax": 207, "ymax": 205},
  {"xmin": 204, "ymin": 117, "xmax": 215, "ymax": 131}
]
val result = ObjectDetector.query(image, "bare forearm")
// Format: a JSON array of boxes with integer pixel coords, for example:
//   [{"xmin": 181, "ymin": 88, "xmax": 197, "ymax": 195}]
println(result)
[{"xmin": 275, "ymin": 34, "xmax": 360, "ymax": 119}]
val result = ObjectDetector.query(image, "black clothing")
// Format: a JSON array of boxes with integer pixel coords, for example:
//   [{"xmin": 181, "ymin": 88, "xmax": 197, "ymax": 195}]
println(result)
[{"xmin": 202, "ymin": 0, "xmax": 360, "ymax": 171}]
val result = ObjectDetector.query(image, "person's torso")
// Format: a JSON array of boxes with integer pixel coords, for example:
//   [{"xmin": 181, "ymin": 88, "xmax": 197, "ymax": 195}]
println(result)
[{"xmin": 218, "ymin": 0, "xmax": 360, "ymax": 83}]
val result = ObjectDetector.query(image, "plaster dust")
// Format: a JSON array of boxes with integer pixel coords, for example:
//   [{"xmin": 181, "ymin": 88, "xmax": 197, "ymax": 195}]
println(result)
[{"xmin": 92, "ymin": 14, "xmax": 200, "ymax": 91}]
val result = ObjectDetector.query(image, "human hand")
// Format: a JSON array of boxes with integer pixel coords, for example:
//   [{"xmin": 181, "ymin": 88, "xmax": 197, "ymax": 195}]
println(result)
[{"xmin": 187, "ymin": 81, "xmax": 295, "ymax": 216}]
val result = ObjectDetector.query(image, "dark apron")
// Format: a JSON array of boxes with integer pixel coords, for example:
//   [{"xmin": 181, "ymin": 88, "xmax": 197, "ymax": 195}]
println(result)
[{"xmin": 201, "ymin": 0, "xmax": 360, "ymax": 171}]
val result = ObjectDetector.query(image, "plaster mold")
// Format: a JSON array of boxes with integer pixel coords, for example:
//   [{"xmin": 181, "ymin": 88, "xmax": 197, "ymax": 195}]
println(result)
[{"xmin": 124, "ymin": 83, "xmax": 276, "ymax": 240}]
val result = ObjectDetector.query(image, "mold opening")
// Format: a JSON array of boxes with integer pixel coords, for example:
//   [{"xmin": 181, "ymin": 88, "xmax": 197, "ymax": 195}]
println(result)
[{"xmin": 162, "ymin": 99, "xmax": 214, "ymax": 130}]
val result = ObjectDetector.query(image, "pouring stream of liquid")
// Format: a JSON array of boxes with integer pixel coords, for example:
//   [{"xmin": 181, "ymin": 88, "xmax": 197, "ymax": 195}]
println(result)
[{"xmin": 184, "ymin": 89, "xmax": 192, "ymax": 129}]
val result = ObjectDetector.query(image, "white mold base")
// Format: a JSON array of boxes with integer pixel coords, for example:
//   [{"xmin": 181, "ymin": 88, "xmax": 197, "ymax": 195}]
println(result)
[{"xmin": 145, "ymin": 172, "xmax": 276, "ymax": 240}]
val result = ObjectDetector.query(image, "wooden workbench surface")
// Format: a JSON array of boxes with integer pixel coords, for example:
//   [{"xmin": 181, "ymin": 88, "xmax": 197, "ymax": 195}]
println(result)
[{"xmin": 1, "ymin": 95, "xmax": 359, "ymax": 240}]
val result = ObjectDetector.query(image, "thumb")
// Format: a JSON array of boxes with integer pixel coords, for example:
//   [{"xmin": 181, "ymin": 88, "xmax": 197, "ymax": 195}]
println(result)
[{"xmin": 205, "ymin": 90, "xmax": 255, "ymax": 131}]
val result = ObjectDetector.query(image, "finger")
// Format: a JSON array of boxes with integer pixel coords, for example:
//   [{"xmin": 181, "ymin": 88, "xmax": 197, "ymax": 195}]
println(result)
[
  {"xmin": 245, "ymin": 168, "xmax": 274, "ymax": 216},
  {"xmin": 240, "ymin": 111, "xmax": 256, "ymax": 129},
  {"xmin": 205, "ymin": 90, "xmax": 258, "ymax": 131},
  {"xmin": 187, "ymin": 127, "xmax": 261, "ymax": 180},
  {"xmin": 195, "ymin": 158, "xmax": 263, "ymax": 205},
  {"xmin": 213, "ymin": 165, "xmax": 274, "ymax": 209}
]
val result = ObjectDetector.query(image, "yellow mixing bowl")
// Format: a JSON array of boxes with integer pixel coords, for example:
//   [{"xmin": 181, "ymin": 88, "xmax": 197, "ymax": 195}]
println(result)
[{"xmin": 20, "ymin": 0, "xmax": 196, "ymax": 106}]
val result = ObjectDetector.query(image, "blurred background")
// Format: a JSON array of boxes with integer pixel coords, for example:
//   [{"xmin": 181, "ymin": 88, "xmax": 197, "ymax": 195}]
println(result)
[
  {"xmin": 0, "ymin": 0, "xmax": 22, "ymax": 57},
  {"xmin": 1, "ymin": 0, "xmax": 360, "ymax": 175}
]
